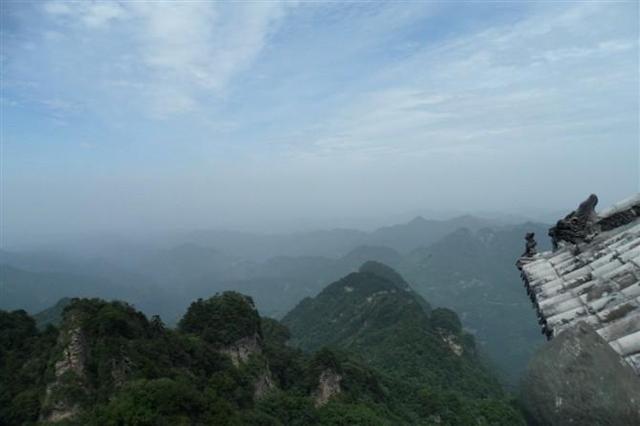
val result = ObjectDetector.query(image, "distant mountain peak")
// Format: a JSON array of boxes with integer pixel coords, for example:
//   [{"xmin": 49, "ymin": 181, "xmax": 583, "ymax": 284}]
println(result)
[
  {"xmin": 33, "ymin": 297, "xmax": 72, "ymax": 330},
  {"xmin": 342, "ymin": 245, "xmax": 402, "ymax": 267},
  {"xmin": 282, "ymin": 267, "xmax": 505, "ymax": 400},
  {"xmin": 408, "ymin": 215, "xmax": 428, "ymax": 225},
  {"xmin": 358, "ymin": 261, "xmax": 409, "ymax": 290}
]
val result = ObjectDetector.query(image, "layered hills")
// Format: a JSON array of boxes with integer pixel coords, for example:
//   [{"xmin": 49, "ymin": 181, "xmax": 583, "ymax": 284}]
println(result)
[
  {"xmin": 0, "ymin": 264, "xmax": 524, "ymax": 425},
  {"xmin": 399, "ymin": 223, "xmax": 551, "ymax": 383},
  {"xmin": 1, "ymin": 215, "xmax": 550, "ymax": 385},
  {"xmin": 283, "ymin": 261, "xmax": 502, "ymax": 398}
]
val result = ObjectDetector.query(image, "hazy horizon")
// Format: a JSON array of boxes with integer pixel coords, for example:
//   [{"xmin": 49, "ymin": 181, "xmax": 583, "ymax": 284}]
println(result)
[
  {"xmin": 0, "ymin": 200, "xmax": 618, "ymax": 253},
  {"xmin": 2, "ymin": 1, "xmax": 639, "ymax": 245}
]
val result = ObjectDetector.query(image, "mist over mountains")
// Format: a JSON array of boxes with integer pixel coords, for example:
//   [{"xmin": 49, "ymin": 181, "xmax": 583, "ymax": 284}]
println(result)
[
  {"xmin": 1, "ymin": 213, "xmax": 550, "ymax": 385},
  {"xmin": 2, "ymin": 1, "xmax": 637, "ymax": 424},
  {"xmin": 2, "ymin": 264, "xmax": 527, "ymax": 424}
]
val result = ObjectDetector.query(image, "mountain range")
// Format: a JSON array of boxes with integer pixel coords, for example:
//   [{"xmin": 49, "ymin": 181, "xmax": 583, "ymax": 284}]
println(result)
[
  {"xmin": 0, "ymin": 214, "xmax": 550, "ymax": 385},
  {"xmin": 1, "ymin": 263, "xmax": 525, "ymax": 425}
]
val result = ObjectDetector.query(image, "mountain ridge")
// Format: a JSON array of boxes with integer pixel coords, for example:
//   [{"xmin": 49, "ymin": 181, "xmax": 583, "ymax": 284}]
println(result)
[
  {"xmin": 283, "ymin": 262, "xmax": 504, "ymax": 399},
  {"xmin": 1, "ymin": 282, "xmax": 525, "ymax": 425}
]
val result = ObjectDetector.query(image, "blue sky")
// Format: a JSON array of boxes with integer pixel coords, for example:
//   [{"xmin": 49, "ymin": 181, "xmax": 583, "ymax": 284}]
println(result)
[{"xmin": 1, "ymin": 1, "xmax": 639, "ymax": 237}]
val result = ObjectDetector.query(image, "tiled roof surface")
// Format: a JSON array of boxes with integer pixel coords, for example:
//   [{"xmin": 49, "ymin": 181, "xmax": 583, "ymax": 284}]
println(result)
[{"xmin": 519, "ymin": 194, "xmax": 640, "ymax": 376}]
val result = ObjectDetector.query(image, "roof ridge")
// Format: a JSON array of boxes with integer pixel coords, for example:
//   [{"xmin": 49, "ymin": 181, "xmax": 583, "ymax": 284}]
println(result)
[
  {"xmin": 598, "ymin": 193, "xmax": 640, "ymax": 219},
  {"xmin": 517, "ymin": 194, "xmax": 640, "ymax": 377}
]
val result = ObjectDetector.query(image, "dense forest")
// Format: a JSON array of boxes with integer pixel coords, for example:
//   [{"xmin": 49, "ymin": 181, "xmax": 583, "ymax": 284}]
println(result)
[{"xmin": 1, "ymin": 263, "xmax": 525, "ymax": 425}]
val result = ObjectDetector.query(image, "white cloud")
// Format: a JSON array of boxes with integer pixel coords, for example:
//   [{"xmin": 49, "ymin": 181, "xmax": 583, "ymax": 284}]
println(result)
[
  {"xmin": 43, "ymin": 1, "xmax": 73, "ymax": 17},
  {"xmin": 292, "ymin": 2, "xmax": 638, "ymax": 158},
  {"xmin": 81, "ymin": 2, "xmax": 126, "ymax": 28},
  {"xmin": 44, "ymin": 0, "xmax": 126, "ymax": 27},
  {"xmin": 40, "ymin": 98, "xmax": 81, "ymax": 114},
  {"xmin": 4, "ymin": 1, "xmax": 638, "ymax": 234},
  {"xmin": 40, "ymin": 1, "xmax": 293, "ymax": 117}
]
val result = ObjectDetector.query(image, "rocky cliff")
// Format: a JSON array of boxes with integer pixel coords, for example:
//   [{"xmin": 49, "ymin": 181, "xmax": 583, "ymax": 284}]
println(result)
[
  {"xmin": 313, "ymin": 368, "xmax": 342, "ymax": 407},
  {"xmin": 521, "ymin": 322, "xmax": 640, "ymax": 425},
  {"xmin": 40, "ymin": 313, "xmax": 88, "ymax": 423}
]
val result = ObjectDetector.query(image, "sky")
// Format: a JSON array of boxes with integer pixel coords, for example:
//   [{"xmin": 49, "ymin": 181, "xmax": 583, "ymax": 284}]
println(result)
[{"xmin": 1, "ymin": 0, "xmax": 639, "ymax": 241}]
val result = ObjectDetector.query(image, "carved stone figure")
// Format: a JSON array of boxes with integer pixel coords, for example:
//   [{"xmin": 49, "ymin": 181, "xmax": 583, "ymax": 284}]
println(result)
[
  {"xmin": 548, "ymin": 194, "xmax": 599, "ymax": 250},
  {"xmin": 522, "ymin": 232, "xmax": 537, "ymax": 257}
]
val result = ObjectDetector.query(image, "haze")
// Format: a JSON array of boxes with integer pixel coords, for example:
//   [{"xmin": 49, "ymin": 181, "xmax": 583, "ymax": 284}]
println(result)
[{"xmin": 2, "ymin": 1, "xmax": 639, "ymax": 246}]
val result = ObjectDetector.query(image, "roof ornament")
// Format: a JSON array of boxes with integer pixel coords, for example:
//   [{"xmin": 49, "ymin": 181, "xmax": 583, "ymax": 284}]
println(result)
[
  {"xmin": 522, "ymin": 232, "xmax": 537, "ymax": 257},
  {"xmin": 548, "ymin": 194, "xmax": 599, "ymax": 250},
  {"xmin": 516, "ymin": 194, "xmax": 640, "ymax": 374},
  {"xmin": 516, "ymin": 232, "xmax": 538, "ymax": 270}
]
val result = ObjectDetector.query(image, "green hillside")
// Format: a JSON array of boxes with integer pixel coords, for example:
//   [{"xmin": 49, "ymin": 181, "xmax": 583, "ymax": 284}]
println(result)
[
  {"xmin": 283, "ymin": 262, "xmax": 523, "ymax": 419},
  {"xmin": 1, "ymin": 272, "xmax": 524, "ymax": 425},
  {"xmin": 33, "ymin": 298, "xmax": 72, "ymax": 330},
  {"xmin": 399, "ymin": 224, "xmax": 550, "ymax": 384}
]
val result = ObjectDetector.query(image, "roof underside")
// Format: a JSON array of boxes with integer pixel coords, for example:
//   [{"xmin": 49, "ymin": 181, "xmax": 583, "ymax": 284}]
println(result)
[{"xmin": 520, "ymin": 194, "xmax": 640, "ymax": 376}]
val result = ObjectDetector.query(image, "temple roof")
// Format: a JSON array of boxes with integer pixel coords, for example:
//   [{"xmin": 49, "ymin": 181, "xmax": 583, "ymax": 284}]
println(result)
[{"xmin": 518, "ymin": 194, "xmax": 640, "ymax": 376}]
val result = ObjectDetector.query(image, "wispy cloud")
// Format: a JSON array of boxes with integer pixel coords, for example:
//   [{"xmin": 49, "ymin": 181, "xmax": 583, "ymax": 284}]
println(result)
[
  {"xmin": 36, "ymin": 1, "xmax": 293, "ymax": 117},
  {"xmin": 288, "ymin": 2, "xmax": 638, "ymax": 159},
  {"xmin": 44, "ymin": 0, "xmax": 126, "ymax": 28},
  {"xmin": 2, "ymin": 1, "xmax": 638, "ymax": 235}
]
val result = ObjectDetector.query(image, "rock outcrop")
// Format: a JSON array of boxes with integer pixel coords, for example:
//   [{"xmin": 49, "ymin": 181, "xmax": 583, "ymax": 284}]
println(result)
[
  {"xmin": 253, "ymin": 370, "xmax": 275, "ymax": 399},
  {"xmin": 110, "ymin": 348, "xmax": 133, "ymax": 388},
  {"xmin": 520, "ymin": 322, "xmax": 640, "ymax": 425},
  {"xmin": 442, "ymin": 334, "xmax": 464, "ymax": 356},
  {"xmin": 219, "ymin": 332, "xmax": 275, "ymax": 399},
  {"xmin": 40, "ymin": 316, "xmax": 89, "ymax": 423},
  {"xmin": 313, "ymin": 368, "xmax": 342, "ymax": 407},
  {"xmin": 219, "ymin": 333, "xmax": 262, "ymax": 367}
]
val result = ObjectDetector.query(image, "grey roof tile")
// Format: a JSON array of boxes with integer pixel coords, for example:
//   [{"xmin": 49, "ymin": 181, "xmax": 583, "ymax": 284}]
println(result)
[{"xmin": 519, "ymin": 194, "xmax": 640, "ymax": 376}]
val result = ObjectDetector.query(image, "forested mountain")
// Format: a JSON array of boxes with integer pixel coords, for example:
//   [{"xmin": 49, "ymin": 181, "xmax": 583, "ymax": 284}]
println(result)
[
  {"xmin": 399, "ymin": 223, "xmax": 551, "ymax": 384},
  {"xmin": 1, "ymin": 215, "xmax": 550, "ymax": 385},
  {"xmin": 283, "ymin": 262, "xmax": 501, "ymax": 398},
  {"xmin": 0, "ymin": 266, "xmax": 524, "ymax": 425},
  {"xmin": 33, "ymin": 298, "xmax": 71, "ymax": 330}
]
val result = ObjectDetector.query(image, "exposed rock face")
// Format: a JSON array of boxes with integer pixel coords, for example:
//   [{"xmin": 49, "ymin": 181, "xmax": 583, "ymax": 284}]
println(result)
[
  {"xmin": 219, "ymin": 333, "xmax": 262, "ymax": 367},
  {"xmin": 520, "ymin": 322, "xmax": 640, "ymax": 425},
  {"xmin": 219, "ymin": 331, "xmax": 275, "ymax": 399},
  {"xmin": 313, "ymin": 368, "xmax": 342, "ymax": 407},
  {"xmin": 41, "ymin": 319, "xmax": 88, "ymax": 423},
  {"xmin": 442, "ymin": 334, "xmax": 464, "ymax": 356},
  {"xmin": 110, "ymin": 350, "xmax": 133, "ymax": 389},
  {"xmin": 55, "ymin": 324, "xmax": 86, "ymax": 377},
  {"xmin": 254, "ymin": 370, "xmax": 275, "ymax": 399}
]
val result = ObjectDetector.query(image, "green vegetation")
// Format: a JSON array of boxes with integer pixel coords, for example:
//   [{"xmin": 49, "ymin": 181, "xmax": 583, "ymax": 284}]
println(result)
[
  {"xmin": 1, "ymin": 219, "xmax": 551, "ymax": 386},
  {"xmin": 178, "ymin": 292, "xmax": 262, "ymax": 346},
  {"xmin": 0, "ymin": 310, "xmax": 58, "ymax": 425},
  {"xmin": 33, "ymin": 298, "xmax": 72, "ymax": 330},
  {"xmin": 429, "ymin": 308, "xmax": 462, "ymax": 335},
  {"xmin": 399, "ymin": 224, "xmax": 550, "ymax": 384},
  {"xmin": 283, "ymin": 264, "xmax": 524, "ymax": 421},
  {"xmin": 1, "ymin": 265, "xmax": 525, "ymax": 425}
]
